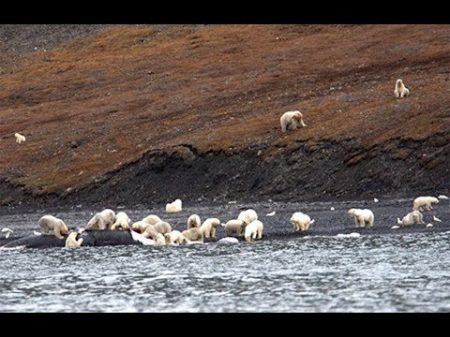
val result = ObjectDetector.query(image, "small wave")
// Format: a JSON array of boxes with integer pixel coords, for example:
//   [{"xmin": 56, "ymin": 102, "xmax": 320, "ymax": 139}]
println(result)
[{"xmin": 335, "ymin": 233, "xmax": 361, "ymax": 239}]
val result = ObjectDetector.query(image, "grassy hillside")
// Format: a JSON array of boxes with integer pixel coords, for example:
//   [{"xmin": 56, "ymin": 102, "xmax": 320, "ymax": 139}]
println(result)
[{"xmin": 0, "ymin": 24, "xmax": 448, "ymax": 204}]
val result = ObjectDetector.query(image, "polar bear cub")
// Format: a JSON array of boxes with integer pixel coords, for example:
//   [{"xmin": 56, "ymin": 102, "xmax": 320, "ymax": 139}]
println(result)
[
  {"xmin": 347, "ymin": 208, "xmax": 374, "ymax": 228},
  {"xmin": 166, "ymin": 199, "xmax": 182, "ymax": 213},
  {"xmin": 187, "ymin": 214, "xmax": 201, "ymax": 229},
  {"xmin": 237, "ymin": 209, "xmax": 258, "ymax": 225},
  {"xmin": 15, "ymin": 133, "xmax": 26, "ymax": 144},
  {"xmin": 200, "ymin": 218, "xmax": 221, "ymax": 238},
  {"xmin": 394, "ymin": 79, "xmax": 410, "ymax": 98},
  {"xmin": 397, "ymin": 210, "xmax": 424, "ymax": 226},
  {"xmin": 87, "ymin": 209, "xmax": 116, "ymax": 230},
  {"xmin": 290, "ymin": 212, "xmax": 315, "ymax": 232},
  {"xmin": 38, "ymin": 215, "xmax": 69, "ymax": 239},
  {"xmin": 413, "ymin": 196, "xmax": 439, "ymax": 211},
  {"xmin": 65, "ymin": 232, "xmax": 83, "ymax": 248},
  {"xmin": 280, "ymin": 110, "xmax": 306, "ymax": 133},
  {"xmin": 244, "ymin": 220, "xmax": 264, "ymax": 242},
  {"xmin": 110, "ymin": 211, "xmax": 131, "ymax": 230},
  {"xmin": 181, "ymin": 227, "xmax": 204, "ymax": 242}
]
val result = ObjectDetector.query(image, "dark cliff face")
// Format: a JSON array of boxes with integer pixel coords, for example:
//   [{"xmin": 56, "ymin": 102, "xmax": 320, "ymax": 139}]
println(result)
[{"xmin": 0, "ymin": 25, "xmax": 449, "ymax": 207}]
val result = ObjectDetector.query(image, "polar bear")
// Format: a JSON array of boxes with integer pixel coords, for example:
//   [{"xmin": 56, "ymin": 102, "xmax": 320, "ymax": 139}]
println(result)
[
  {"xmin": 237, "ymin": 209, "xmax": 258, "ymax": 225},
  {"xmin": 110, "ymin": 211, "xmax": 131, "ymax": 230},
  {"xmin": 244, "ymin": 220, "xmax": 264, "ymax": 242},
  {"xmin": 181, "ymin": 227, "xmax": 204, "ymax": 242},
  {"xmin": 151, "ymin": 221, "xmax": 172, "ymax": 234},
  {"xmin": 142, "ymin": 224, "xmax": 160, "ymax": 240},
  {"xmin": 87, "ymin": 209, "xmax": 116, "ymax": 230},
  {"xmin": 65, "ymin": 232, "xmax": 83, "ymax": 248},
  {"xmin": 164, "ymin": 230, "xmax": 188, "ymax": 245},
  {"xmin": 348, "ymin": 208, "xmax": 374, "ymax": 228},
  {"xmin": 131, "ymin": 221, "xmax": 152, "ymax": 233},
  {"xmin": 38, "ymin": 215, "xmax": 69, "ymax": 239},
  {"xmin": 200, "ymin": 218, "xmax": 221, "ymax": 238},
  {"xmin": 413, "ymin": 196, "xmax": 439, "ymax": 211},
  {"xmin": 155, "ymin": 233, "xmax": 166, "ymax": 246},
  {"xmin": 290, "ymin": 212, "xmax": 315, "ymax": 232},
  {"xmin": 397, "ymin": 210, "xmax": 424, "ymax": 226},
  {"xmin": 280, "ymin": 110, "xmax": 306, "ymax": 133},
  {"xmin": 394, "ymin": 79, "xmax": 410, "ymax": 98},
  {"xmin": 221, "ymin": 219, "xmax": 246, "ymax": 236},
  {"xmin": 187, "ymin": 214, "xmax": 201, "ymax": 229},
  {"xmin": 14, "ymin": 133, "xmax": 26, "ymax": 144},
  {"xmin": 142, "ymin": 214, "xmax": 162, "ymax": 225},
  {"xmin": 166, "ymin": 199, "xmax": 182, "ymax": 213}
]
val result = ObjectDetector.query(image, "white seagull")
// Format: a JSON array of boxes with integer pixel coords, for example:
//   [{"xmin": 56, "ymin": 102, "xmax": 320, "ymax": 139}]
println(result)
[
  {"xmin": 266, "ymin": 211, "xmax": 276, "ymax": 216},
  {"xmin": 1, "ymin": 228, "xmax": 13, "ymax": 239},
  {"xmin": 438, "ymin": 195, "xmax": 448, "ymax": 200},
  {"xmin": 433, "ymin": 215, "xmax": 442, "ymax": 223},
  {"xmin": 374, "ymin": 198, "xmax": 379, "ymax": 203},
  {"xmin": 330, "ymin": 207, "xmax": 335, "ymax": 211},
  {"xmin": 426, "ymin": 223, "xmax": 434, "ymax": 228}
]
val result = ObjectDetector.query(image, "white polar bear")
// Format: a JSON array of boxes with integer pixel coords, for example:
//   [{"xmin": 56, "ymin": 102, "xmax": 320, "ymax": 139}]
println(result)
[
  {"xmin": 65, "ymin": 232, "xmax": 83, "ymax": 248},
  {"xmin": 348, "ymin": 208, "xmax": 374, "ymax": 228},
  {"xmin": 397, "ymin": 210, "xmax": 424, "ymax": 226},
  {"xmin": 87, "ymin": 209, "xmax": 116, "ymax": 230},
  {"xmin": 413, "ymin": 196, "xmax": 439, "ymax": 211},
  {"xmin": 200, "ymin": 218, "xmax": 221, "ymax": 238},
  {"xmin": 394, "ymin": 79, "xmax": 410, "ymax": 98},
  {"xmin": 280, "ymin": 110, "xmax": 306, "ymax": 133},
  {"xmin": 164, "ymin": 230, "xmax": 188, "ymax": 245},
  {"xmin": 110, "ymin": 211, "xmax": 131, "ymax": 230},
  {"xmin": 141, "ymin": 224, "xmax": 160, "ymax": 240},
  {"xmin": 38, "ymin": 215, "xmax": 69, "ymax": 239},
  {"xmin": 131, "ymin": 221, "xmax": 152, "ymax": 234},
  {"xmin": 166, "ymin": 199, "xmax": 182, "ymax": 213},
  {"xmin": 237, "ymin": 209, "xmax": 258, "ymax": 225},
  {"xmin": 151, "ymin": 221, "xmax": 172, "ymax": 234},
  {"xmin": 187, "ymin": 214, "xmax": 201, "ymax": 229},
  {"xmin": 181, "ymin": 227, "xmax": 204, "ymax": 242},
  {"xmin": 290, "ymin": 212, "xmax": 315, "ymax": 232},
  {"xmin": 142, "ymin": 214, "xmax": 162, "ymax": 225},
  {"xmin": 221, "ymin": 219, "xmax": 246, "ymax": 236},
  {"xmin": 14, "ymin": 133, "xmax": 26, "ymax": 144},
  {"xmin": 155, "ymin": 233, "xmax": 166, "ymax": 246},
  {"xmin": 244, "ymin": 220, "xmax": 264, "ymax": 242}
]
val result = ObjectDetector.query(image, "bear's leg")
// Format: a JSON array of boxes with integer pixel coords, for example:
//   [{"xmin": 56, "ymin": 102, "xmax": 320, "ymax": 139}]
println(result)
[{"xmin": 54, "ymin": 227, "xmax": 64, "ymax": 239}]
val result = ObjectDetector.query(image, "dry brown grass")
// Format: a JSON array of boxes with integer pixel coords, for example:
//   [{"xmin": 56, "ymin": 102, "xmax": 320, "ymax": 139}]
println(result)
[{"xmin": 0, "ymin": 24, "xmax": 449, "ymax": 193}]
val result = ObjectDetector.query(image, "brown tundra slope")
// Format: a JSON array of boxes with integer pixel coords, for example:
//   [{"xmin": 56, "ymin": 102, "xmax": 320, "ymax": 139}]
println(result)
[{"xmin": 0, "ymin": 24, "xmax": 448, "ymax": 207}]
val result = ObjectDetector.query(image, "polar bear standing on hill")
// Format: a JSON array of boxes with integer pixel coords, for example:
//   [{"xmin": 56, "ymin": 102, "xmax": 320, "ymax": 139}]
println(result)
[
  {"xmin": 280, "ymin": 110, "xmax": 306, "ymax": 133},
  {"xmin": 38, "ymin": 215, "xmax": 69, "ymax": 239},
  {"xmin": 15, "ymin": 133, "xmax": 26, "ymax": 144},
  {"xmin": 394, "ymin": 79, "xmax": 410, "ymax": 98}
]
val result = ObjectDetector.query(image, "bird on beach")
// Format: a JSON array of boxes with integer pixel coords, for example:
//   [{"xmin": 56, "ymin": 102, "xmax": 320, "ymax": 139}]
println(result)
[
  {"xmin": 426, "ymin": 223, "xmax": 434, "ymax": 228},
  {"xmin": 433, "ymin": 215, "xmax": 442, "ymax": 223},
  {"xmin": 438, "ymin": 195, "xmax": 448, "ymax": 200},
  {"xmin": 266, "ymin": 211, "xmax": 276, "ymax": 216},
  {"xmin": 330, "ymin": 207, "xmax": 335, "ymax": 211},
  {"xmin": 374, "ymin": 198, "xmax": 379, "ymax": 203},
  {"xmin": 1, "ymin": 228, "xmax": 13, "ymax": 239}
]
